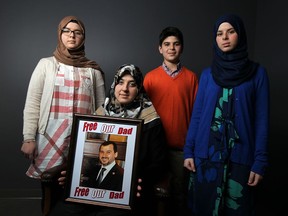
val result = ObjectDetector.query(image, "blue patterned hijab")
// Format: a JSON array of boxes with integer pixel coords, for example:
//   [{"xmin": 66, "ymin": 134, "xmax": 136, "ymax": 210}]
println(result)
[{"xmin": 211, "ymin": 14, "xmax": 258, "ymax": 88}]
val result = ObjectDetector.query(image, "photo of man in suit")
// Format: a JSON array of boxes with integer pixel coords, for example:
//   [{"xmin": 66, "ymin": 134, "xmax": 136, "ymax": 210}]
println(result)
[{"xmin": 80, "ymin": 140, "xmax": 124, "ymax": 191}]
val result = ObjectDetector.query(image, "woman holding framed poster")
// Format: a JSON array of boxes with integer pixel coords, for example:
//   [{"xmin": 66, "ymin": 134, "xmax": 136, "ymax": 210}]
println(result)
[{"xmin": 51, "ymin": 64, "xmax": 168, "ymax": 216}]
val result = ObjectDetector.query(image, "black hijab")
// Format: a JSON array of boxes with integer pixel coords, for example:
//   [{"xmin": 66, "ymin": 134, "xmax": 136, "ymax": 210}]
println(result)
[{"xmin": 211, "ymin": 14, "xmax": 258, "ymax": 88}]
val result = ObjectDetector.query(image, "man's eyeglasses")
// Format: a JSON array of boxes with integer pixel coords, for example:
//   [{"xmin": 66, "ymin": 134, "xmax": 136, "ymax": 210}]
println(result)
[{"xmin": 62, "ymin": 28, "xmax": 84, "ymax": 37}]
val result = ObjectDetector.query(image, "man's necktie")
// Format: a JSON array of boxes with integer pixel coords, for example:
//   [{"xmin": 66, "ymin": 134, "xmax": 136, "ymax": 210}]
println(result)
[{"xmin": 96, "ymin": 167, "xmax": 106, "ymax": 186}]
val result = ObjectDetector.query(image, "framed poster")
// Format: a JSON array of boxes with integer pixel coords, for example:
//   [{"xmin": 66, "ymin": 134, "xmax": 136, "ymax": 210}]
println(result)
[{"xmin": 64, "ymin": 113, "xmax": 143, "ymax": 210}]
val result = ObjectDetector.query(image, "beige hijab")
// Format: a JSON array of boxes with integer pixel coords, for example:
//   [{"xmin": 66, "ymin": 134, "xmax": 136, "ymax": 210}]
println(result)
[{"xmin": 53, "ymin": 16, "xmax": 104, "ymax": 78}]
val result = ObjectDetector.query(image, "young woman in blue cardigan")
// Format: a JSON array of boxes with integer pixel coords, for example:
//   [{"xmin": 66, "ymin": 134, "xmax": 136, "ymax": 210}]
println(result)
[{"xmin": 184, "ymin": 14, "xmax": 270, "ymax": 216}]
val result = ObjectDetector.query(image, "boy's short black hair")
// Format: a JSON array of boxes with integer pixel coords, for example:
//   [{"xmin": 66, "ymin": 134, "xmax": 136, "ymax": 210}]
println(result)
[{"xmin": 159, "ymin": 26, "xmax": 184, "ymax": 49}]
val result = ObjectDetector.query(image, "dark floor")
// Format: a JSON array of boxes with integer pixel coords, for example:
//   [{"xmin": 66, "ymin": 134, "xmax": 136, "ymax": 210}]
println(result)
[
  {"xmin": 0, "ymin": 189, "xmax": 280, "ymax": 216},
  {"xmin": 0, "ymin": 189, "xmax": 42, "ymax": 216},
  {"xmin": 0, "ymin": 197, "xmax": 42, "ymax": 216}
]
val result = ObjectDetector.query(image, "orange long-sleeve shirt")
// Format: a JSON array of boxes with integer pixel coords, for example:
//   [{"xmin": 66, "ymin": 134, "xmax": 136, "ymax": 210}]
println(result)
[{"xmin": 144, "ymin": 66, "xmax": 198, "ymax": 149}]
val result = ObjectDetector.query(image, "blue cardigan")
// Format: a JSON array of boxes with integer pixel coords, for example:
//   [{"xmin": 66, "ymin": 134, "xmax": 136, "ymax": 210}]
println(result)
[{"xmin": 184, "ymin": 66, "xmax": 270, "ymax": 176}]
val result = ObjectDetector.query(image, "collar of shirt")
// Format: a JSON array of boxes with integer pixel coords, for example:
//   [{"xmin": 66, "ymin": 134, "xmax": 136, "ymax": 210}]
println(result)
[
  {"xmin": 162, "ymin": 62, "xmax": 182, "ymax": 77},
  {"xmin": 101, "ymin": 160, "xmax": 116, "ymax": 178}
]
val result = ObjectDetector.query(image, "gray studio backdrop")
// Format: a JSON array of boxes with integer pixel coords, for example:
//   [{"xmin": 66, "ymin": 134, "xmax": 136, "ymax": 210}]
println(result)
[{"xmin": 1, "ymin": 0, "xmax": 287, "ymax": 215}]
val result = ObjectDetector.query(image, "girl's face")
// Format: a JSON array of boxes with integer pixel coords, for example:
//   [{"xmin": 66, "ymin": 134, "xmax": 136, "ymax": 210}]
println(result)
[
  {"xmin": 115, "ymin": 74, "xmax": 138, "ymax": 105},
  {"xmin": 61, "ymin": 22, "xmax": 84, "ymax": 50},
  {"xmin": 216, "ymin": 22, "xmax": 238, "ymax": 52}
]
